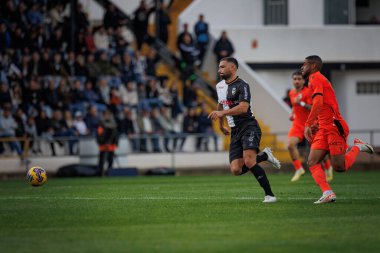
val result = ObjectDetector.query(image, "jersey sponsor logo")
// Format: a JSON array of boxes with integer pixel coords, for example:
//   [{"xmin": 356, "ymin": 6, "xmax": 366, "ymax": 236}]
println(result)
[
  {"xmin": 220, "ymin": 99, "xmax": 234, "ymax": 106},
  {"xmin": 232, "ymin": 87, "xmax": 236, "ymax": 95}
]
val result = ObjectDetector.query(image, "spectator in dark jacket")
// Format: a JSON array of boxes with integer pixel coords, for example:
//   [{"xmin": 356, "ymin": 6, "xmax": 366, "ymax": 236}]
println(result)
[{"xmin": 213, "ymin": 30, "xmax": 235, "ymax": 63}]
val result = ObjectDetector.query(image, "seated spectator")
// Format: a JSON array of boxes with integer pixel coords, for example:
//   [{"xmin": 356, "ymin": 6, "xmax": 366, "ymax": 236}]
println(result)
[
  {"xmin": 27, "ymin": 3, "xmax": 44, "ymax": 27},
  {"xmin": 84, "ymin": 27, "xmax": 97, "ymax": 54},
  {"xmin": 121, "ymin": 52, "xmax": 135, "ymax": 83},
  {"xmin": 84, "ymin": 105, "xmax": 101, "ymax": 136},
  {"xmin": 49, "ymin": 3, "xmax": 65, "ymax": 28},
  {"xmin": 119, "ymin": 106, "xmax": 138, "ymax": 152},
  {"xmin": 93, "ymin": 25, "xmax": 109, "ymax": 51},
  {"xmin": 56, "ymin": 78, "xmax": 71, "ymax": 111},
  {"xmin": 69, "ymin": 79, "xmax": 86, "ymax": 105},
  {"xmin": 196, "ymin": 104, "xmax": 218, "ymax": 152},
  {"xmin": 0, "ymin": 82, "xmax": 12, "ymax": 108},
  {"xmin": 24, "ymin": 116, "xmax": 39, "ymax": 154},
  {"xmin": 34, "ymin": 109, "xmax": 54, "ymax": 155},
  {"xmin": 86, "ymin": 53, "xmax": 100, "ymax": 80},
  {"xmin": 63, "ymin": 51, "xmax": 76, "ymax": 76},
  {"xmin": 29, "ymin": 51, "xmax": 41, "ymax": 76},
  {"xmin": 10, "ymin": 82, "xmax": 23, "ymax": 109},
  {"xmin": 145, "ymin": 48, "xmax": 160, "ymax": 78},
  {"xmin": 157, "ymin": 106, "xmax": 185, "ymax": 152},
  {"xmin": 95, "ymin": 51, "xmax": 115, "ymax": 76},
  {"xmin": 19, "ymin": 55, "xmax": 32, "ymax": 80},
  {"xmin": 181, "ymin": 107, "xmax": 199, "ymax": 151},
  {"xmin": 124, "ymin": 81, "xmax": 139, "ymax": 108},
  {"xmin": 51, "ymin": 109, "xmax": 76, "ymax": 155},
  {"xmin": 23, "ymin": 78, "xmax": 43, "ymax": 113},
  {"xmin": 169, "ymin": 81, "xmax": 183, "ymax": 119},
  {"xmin": 74, "ymin": 54, "xmax": 89, "ymax": 77},
  {"xmin": 136, "ymin": 108, "xmax": 160, "ymax": 152},
  {"xmin": 51, "ymin": 53, "xmax": 68, "ymax": 76},
  {"xmin": 12, "ymin": 26, "xmax": 28, "ymax": 52},
  {"xmin": 73, "ymin": 111, "xmax": 89, "ymax": 136},
  {"xmin": 0, "ymin": 104, "xmax": 23, "ymax": 158},
  {"xmin": 98, "ymin": 78, "xmax": 110, "ymax": 104},
  {"xmin": 140, "ymin": 78, "xmax": 163, "ymax": 109},
  {"xmin": 0, "ymin": 23, "xmax": 12, "ymax": 53},
  {"xmin": 133, "ymin": 50, "xmax": 146, "ymax": 83},
  {"xmin": 183, "ymin": 80, "xmax": 198, "ymax": 108},
  {"xmin": 83, "ymin": 81, "xmax": 100, "ymax": 104},
  {"xmin": 109, "ymin": 87, "xmax": 122, "ymax": 114},
  {"xmin": 46, "ymin": 28, "xmax": 66, "ymax": 53},
  {"xmin": 43, "ymin": 79, "xmax": 59, "ymax": 110},
  {"xmin": 38, "ymin": 50, "xmax": 53, "ymax": 76},
  {"xmin": 149, "ymin": 107, "xmax": 164, "ymax": 152}
]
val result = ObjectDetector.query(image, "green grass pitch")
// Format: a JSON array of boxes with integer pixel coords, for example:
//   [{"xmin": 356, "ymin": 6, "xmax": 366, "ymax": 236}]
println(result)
[{"xmin": 1, "ymin": 171, "xmax": 380, "ymax": 253}]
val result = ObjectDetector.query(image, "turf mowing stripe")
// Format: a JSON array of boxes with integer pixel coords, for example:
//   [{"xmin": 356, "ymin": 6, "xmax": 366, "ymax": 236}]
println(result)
[{"xmin": 0, "ymin": 196, "xmax": 379, "ymax": 201}]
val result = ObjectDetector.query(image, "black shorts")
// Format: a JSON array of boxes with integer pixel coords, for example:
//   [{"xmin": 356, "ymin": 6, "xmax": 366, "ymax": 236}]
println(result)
[{"xmin": 229, "ymin": 123, "xmax": 262, "ymax": 163}]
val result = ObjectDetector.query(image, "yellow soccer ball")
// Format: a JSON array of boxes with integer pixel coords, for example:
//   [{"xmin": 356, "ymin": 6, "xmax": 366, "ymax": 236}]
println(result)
[{"xmin": 27, "ymin": 166, "xmax": 47, "ymax": 186}]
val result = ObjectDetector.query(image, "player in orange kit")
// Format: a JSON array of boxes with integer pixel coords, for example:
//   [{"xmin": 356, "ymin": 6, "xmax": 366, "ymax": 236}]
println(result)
[
  {"xmin": 301, "ymin": 55, "xmax": 374, "ymax": 204},
  {"xmin": 287, "ymin": 71, "xmax": 333, "ymax": 182}
]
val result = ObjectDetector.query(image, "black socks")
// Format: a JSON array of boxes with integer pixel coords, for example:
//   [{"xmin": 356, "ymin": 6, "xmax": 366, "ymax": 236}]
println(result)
[
  {"xmin": 256, "ymin": 152, "xmax": 268, "ymax": 163},
  {"xmin": 239, "ymin": 152, "xmax": 268, "ymax": 175},
  {"xmin": 250, "ymin": 164, "xmax": 274, "ymax": 196}
]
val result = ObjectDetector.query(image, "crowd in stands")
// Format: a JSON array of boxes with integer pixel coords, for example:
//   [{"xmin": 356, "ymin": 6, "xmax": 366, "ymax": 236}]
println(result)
[
  {"xmin": 0, "ymin": 0, "xmax": 218, "ymax": 158},
  {"xmin": 176, "ymin": 14, "xmax": 234, "ymax": 81}
]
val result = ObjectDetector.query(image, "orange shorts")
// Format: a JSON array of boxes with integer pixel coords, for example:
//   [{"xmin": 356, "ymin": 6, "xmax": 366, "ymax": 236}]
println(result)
[
  {"xmin": 311, "ymin": 120, "xmax": 349, "ymax": 155},
  {"xmin": 288, "ymin": 122, "xmax": 305, "ymax": 141}
]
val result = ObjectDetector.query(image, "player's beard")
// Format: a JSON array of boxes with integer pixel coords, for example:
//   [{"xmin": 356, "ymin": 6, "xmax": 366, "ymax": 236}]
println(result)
[{"xmin": 220, "ymin": 72, "xmax": 231, "ymax": 80}]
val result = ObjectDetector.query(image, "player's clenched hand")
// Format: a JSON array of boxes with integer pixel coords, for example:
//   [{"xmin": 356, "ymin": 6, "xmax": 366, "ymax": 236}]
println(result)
[
  {"xmin": 220, "ymin": 126, "xmax": 230, "ymax": 135},
  {"xmin": 208, "ymin": 111, "xmax": 224, "ymax": 120},
  {"xmin": 304, "ymin": 126, "xmax": 313, "ymax": 142},
  {"xmin": 289, "ymin": 113, "xmax": 295, "ymax": 121},
  {"xmin": 310, "ymin": 123, "xmax": 319, "ymax": 135}
]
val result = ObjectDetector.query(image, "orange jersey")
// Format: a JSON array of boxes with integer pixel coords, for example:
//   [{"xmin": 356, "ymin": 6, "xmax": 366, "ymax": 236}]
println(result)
[
  {"xmin": 289, "ymin": 87, "xmax": 312, "ymax": 125},
  {"xmin": 308, "ymin": 71, "xmax": 344, "ymax": 128}
]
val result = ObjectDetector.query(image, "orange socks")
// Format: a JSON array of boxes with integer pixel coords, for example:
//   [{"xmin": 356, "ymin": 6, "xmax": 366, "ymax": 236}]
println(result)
[
  {"xmin": 292, "ymin": 160, "xmax": 302, "ymax": 170},
  {"xmin": 345, "ymin": 146, "xmax": 360, "ymax": 170},
  {"xmin": 309, "ymin": 164, "xmax": 331, "ymax": 192}
]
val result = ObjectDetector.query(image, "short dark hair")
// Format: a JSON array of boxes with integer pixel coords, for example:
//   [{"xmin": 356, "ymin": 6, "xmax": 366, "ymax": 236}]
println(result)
[
  {"xmin": 292, "ymin": 70, "xmax": 303, "ymax": 77},
  {"xmin": 305, "ymin": 55, "xmax": 323, "ymax": 71},
  {"xmin": 220, "ymin": 57, "xmax": 238, "ymax": 69}
]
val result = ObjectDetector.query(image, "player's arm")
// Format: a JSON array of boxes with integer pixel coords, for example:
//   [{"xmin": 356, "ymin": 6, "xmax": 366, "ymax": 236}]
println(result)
[
  {"xmin": 304, "ymin": 94, "xmax": 323, "ymax": 141},
  {"xmin": 216, "ymin": 103, "xmax": 230, "ymax": 135},
  {"xmin": 208, "ymin": 101, "xmax": 249, "ymax": 120}
]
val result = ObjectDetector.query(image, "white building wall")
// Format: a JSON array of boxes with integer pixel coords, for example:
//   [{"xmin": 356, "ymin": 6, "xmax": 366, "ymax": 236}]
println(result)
[
  {"xmin": 288, "ymin": 0, "xmax": 324, "ymax": 26},
  {"xmin": 180, "ymin": 0, "xmax": 263, "ymax": 29},
  {"xmin": 79, "ymin": 0, "xmax": 104, "ymax": 21},
  {"xmin": 332, "ymin": 70, "xmax": 380, "ymax": 131},
  {"xmin": 209, "ymin": 26, "xmax": 380, "ymax": 63},
  {"xmin": 255, "ymin": 70, "xmax": 296, "ymax": 101}
]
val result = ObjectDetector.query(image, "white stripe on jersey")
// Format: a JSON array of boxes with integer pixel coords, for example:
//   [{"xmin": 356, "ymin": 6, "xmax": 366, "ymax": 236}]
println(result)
[{"xmin": 216, "ymin": 80, "xmax": 235, "ymax": 127}]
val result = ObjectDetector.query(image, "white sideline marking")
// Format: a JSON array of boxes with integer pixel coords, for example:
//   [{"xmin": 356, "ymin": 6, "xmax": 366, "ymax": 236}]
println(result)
[{"xmin": 0, "ymin": 196, "xmax": 379, "ymax": 201}]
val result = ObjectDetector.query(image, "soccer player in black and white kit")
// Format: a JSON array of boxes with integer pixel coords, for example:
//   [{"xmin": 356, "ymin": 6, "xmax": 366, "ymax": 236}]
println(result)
[{"xmin": 209, "ymin": 57, "xmax": 280, "ymax": 203}]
